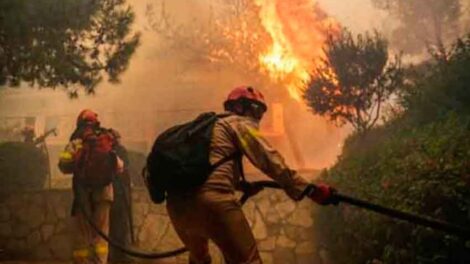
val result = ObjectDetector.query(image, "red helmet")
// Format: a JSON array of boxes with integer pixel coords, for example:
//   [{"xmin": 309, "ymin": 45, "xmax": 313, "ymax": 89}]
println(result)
[
  {"xmin": 76, "ymin": 109, "xmax": 99, "ymax": 126},
  {"xmin": 224, "ymin": 86, "xmax": 267, "ymax": 112}
]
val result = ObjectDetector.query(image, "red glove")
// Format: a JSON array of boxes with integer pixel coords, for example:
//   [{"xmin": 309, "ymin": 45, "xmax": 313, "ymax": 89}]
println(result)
[{"xmin": 306, "ymin": 183, "xmax": 338, "ymax": 205}]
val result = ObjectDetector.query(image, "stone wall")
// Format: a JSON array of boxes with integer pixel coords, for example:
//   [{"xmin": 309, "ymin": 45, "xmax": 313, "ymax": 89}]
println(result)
[
  {"xmin": 1, "ymin": 188, "xmax": 321, "ymax": 263},
  {"xmin": 131, "ymin": 189, "xmax": 190, "ymax": 264},
  {"xmin": 0, "ymin": 190, "xmax": 73, "ymax": 260},
  {"xmin": 243, "ymin": 191, "xmax": 320, "ymax": 264},
  {"xmin": 132, "ymin": 189, "xmax": 321, "ymax": 264}
]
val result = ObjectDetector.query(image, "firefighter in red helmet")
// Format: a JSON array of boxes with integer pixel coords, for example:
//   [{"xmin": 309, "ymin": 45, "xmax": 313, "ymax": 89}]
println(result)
[
  {"xmin": 166, "ymin": 86, "xmax": 336, "ymax": 264},
  {"xmin": 76, "ymin": 109, "xmax": 100, "ymax": 127},
  {"xmin": 59, "ymin": 109, "xmax": 124, "ymax": 264},
  {"xmin": 223, "ymin": 85, "xmax": 268, "ymax": 120}
]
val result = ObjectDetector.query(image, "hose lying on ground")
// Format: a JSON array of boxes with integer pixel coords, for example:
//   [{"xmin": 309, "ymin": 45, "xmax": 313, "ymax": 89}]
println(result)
[
  {"xmin": 76, "ymin": 186, "xmax": 187, "ymax": 259},
  {"xmin": 76, "ymin": 181, "xmax": 262, "ymax": 259}
]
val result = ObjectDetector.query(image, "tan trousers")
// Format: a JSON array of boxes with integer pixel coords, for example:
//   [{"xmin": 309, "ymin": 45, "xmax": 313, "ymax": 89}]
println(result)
[
  {"xmin": 72, "ymin": 187, "xmax": 112, "ymax": 264},
  {"xmin": 167, "ymin": 191, "xmax": 262, "ymax": 264}
]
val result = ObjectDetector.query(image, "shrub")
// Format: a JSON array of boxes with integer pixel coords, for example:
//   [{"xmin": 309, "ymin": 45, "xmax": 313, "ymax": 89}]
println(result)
[
  {"xmin": 314, "ymin": 35, "xmax": 470, "ymax": 264},
  {"xmin": 0, "ymin": 142, "xmax": 48, "ymax": 195}
]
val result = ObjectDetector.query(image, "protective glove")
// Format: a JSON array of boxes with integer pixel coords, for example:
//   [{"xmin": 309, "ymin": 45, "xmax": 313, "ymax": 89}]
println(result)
[
  {"xmin": 306, "ymin": 183, "xmax": 338, "ymax": 205},
  {"xmin": 58, "ymin": 139, "xmax": 83, "ymax": 174}
]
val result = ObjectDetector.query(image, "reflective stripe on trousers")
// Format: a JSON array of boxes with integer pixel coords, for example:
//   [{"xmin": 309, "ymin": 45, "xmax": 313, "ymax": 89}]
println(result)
[
  {"xmin": 73, "ymin": 248, "xmax": 91, "ymax": 258},
  {"xmin": 95, "ymin": 243, "xmax": 109, "ymax": 256},
  {"xmin": 72, "ymin": 187, "xmax": 112, "ymax": 264}
]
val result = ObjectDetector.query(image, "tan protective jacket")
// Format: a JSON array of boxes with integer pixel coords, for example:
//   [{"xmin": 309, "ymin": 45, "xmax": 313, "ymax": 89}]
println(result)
[{"xmin": 199, "ymin": 114, "xmax": 310, "ymax": 200}]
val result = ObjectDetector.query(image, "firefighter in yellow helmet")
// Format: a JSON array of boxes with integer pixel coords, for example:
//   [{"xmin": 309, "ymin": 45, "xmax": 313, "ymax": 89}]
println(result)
[
  {"xmin": 166, "ymin": 86, "xmax": 336, "ymax": 264},
  {"xmin": 59, "ymin": 109, "xmax": 124, "ymax": 264}
]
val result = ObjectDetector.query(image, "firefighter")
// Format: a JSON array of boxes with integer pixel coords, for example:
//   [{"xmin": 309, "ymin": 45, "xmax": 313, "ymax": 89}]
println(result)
[
  {"xmin": 166, "ymin": 86, "xmax": 336, "ymax": 264},
  {"xmin": 59, "ymin": 109, "xmax": 123, "ymax": 264}
]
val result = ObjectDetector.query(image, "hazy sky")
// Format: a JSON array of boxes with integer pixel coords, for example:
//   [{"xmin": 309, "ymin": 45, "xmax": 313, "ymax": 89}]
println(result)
[{"xmin": 317, "ymin": 0, "xmax": 390, "ymax": 34}]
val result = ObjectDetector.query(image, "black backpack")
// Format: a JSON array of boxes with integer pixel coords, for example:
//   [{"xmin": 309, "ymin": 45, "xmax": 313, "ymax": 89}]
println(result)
[{"xmin": 143, "ymin": 112, "xmax": 237, "ymax": 204}]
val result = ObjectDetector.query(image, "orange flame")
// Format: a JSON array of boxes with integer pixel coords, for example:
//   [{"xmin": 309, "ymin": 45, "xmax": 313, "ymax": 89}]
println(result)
[{"xmin": 254, "ymin": 0, "xmax": 340, "ymax": 100}]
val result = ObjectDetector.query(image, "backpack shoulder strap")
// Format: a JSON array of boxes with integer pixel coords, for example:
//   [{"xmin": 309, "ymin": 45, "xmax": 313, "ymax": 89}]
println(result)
[
  {"xmin": 210, "ymin": 151, "xmax": 241, "ymax": 170},
  {"xmin": 212, "ymin": 151, "xmax": 247, "ymax": 184}
]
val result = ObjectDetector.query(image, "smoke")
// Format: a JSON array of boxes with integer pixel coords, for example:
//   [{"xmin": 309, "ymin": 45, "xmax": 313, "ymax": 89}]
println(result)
[
  {"xmin": 317, "ymin": 0, "xmax": 390, "ymax": 34},
  {"xmin": 107, "ymin": 0, "xmax": 350, "ymax": 171},
  {"xmin": 0, "ymin": 0, "xmax": 374, "ymax": 177},
  {"xmin": 319, "ymin": 0, "xmax": 470, "ymax": 58}
]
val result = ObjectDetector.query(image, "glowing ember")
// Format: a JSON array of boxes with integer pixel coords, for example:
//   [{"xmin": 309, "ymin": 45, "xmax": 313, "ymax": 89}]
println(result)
[{"xmin": 254, "ymin": 0, "xmax": 340, "ymax": 100}]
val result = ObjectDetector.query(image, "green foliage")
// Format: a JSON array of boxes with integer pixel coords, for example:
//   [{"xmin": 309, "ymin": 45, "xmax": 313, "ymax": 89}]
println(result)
[
  {"xmin": 314, "ymin": 35, "xmax": 470, "ymax": 263},
  {"xmin": 304, "ymin": 29, "xmax": 403, "ymax": 133},
  {"xmin": 0, "ymin": 0, "xmax": 140, "ymax": 97},
  {"xmin": 372, "ymin": 0, "xmax": 462, "ymax": 54},
  {"xmin": 0, "ymin": 142, "xmax": 48, "ymax": 195},
  {"xmin": 400, "ymin": 35, "xmax": 470, "ymax": 124}
]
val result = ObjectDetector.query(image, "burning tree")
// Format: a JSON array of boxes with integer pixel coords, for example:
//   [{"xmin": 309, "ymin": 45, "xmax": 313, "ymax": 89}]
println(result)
[
  {"xmin": 147, "ymin": 0, "xmax": 339, "ymax": 100},
  {"xmin": 147, "ymin": 0, "xmax": 346, "ymax": 167},
  {"xmin": 146, "ymin": 0, "xmax": 270, "ymax": 82},
  {"xmin": 0, "ymin": 0, "xmax": 140, "ymax": 97},
  {"xmin": 304, "ymin": 29, "xmax": 404, "ymax": 133}
]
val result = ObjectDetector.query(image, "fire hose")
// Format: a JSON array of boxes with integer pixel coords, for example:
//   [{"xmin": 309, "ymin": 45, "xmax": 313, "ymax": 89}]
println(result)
[
  {"xmin": 113, "ymin": 175, "xmax": 135, "ymax": 243},
  {"xmin": 249, "ymin": 181, "xmax": 470, "ymax": 239},
  {"xmin": 78, "ymin": 181, "xmax": 470, "ymax": 260},
  {"xmin": 76, "ymin": 185, "xmax": 187, "ymax": 259}
]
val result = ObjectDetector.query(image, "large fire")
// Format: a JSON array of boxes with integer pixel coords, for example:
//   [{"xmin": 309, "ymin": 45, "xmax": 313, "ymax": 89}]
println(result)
[{"xmin": 254, "ymin": 0, "xmax": 340, "ymax": 100}]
